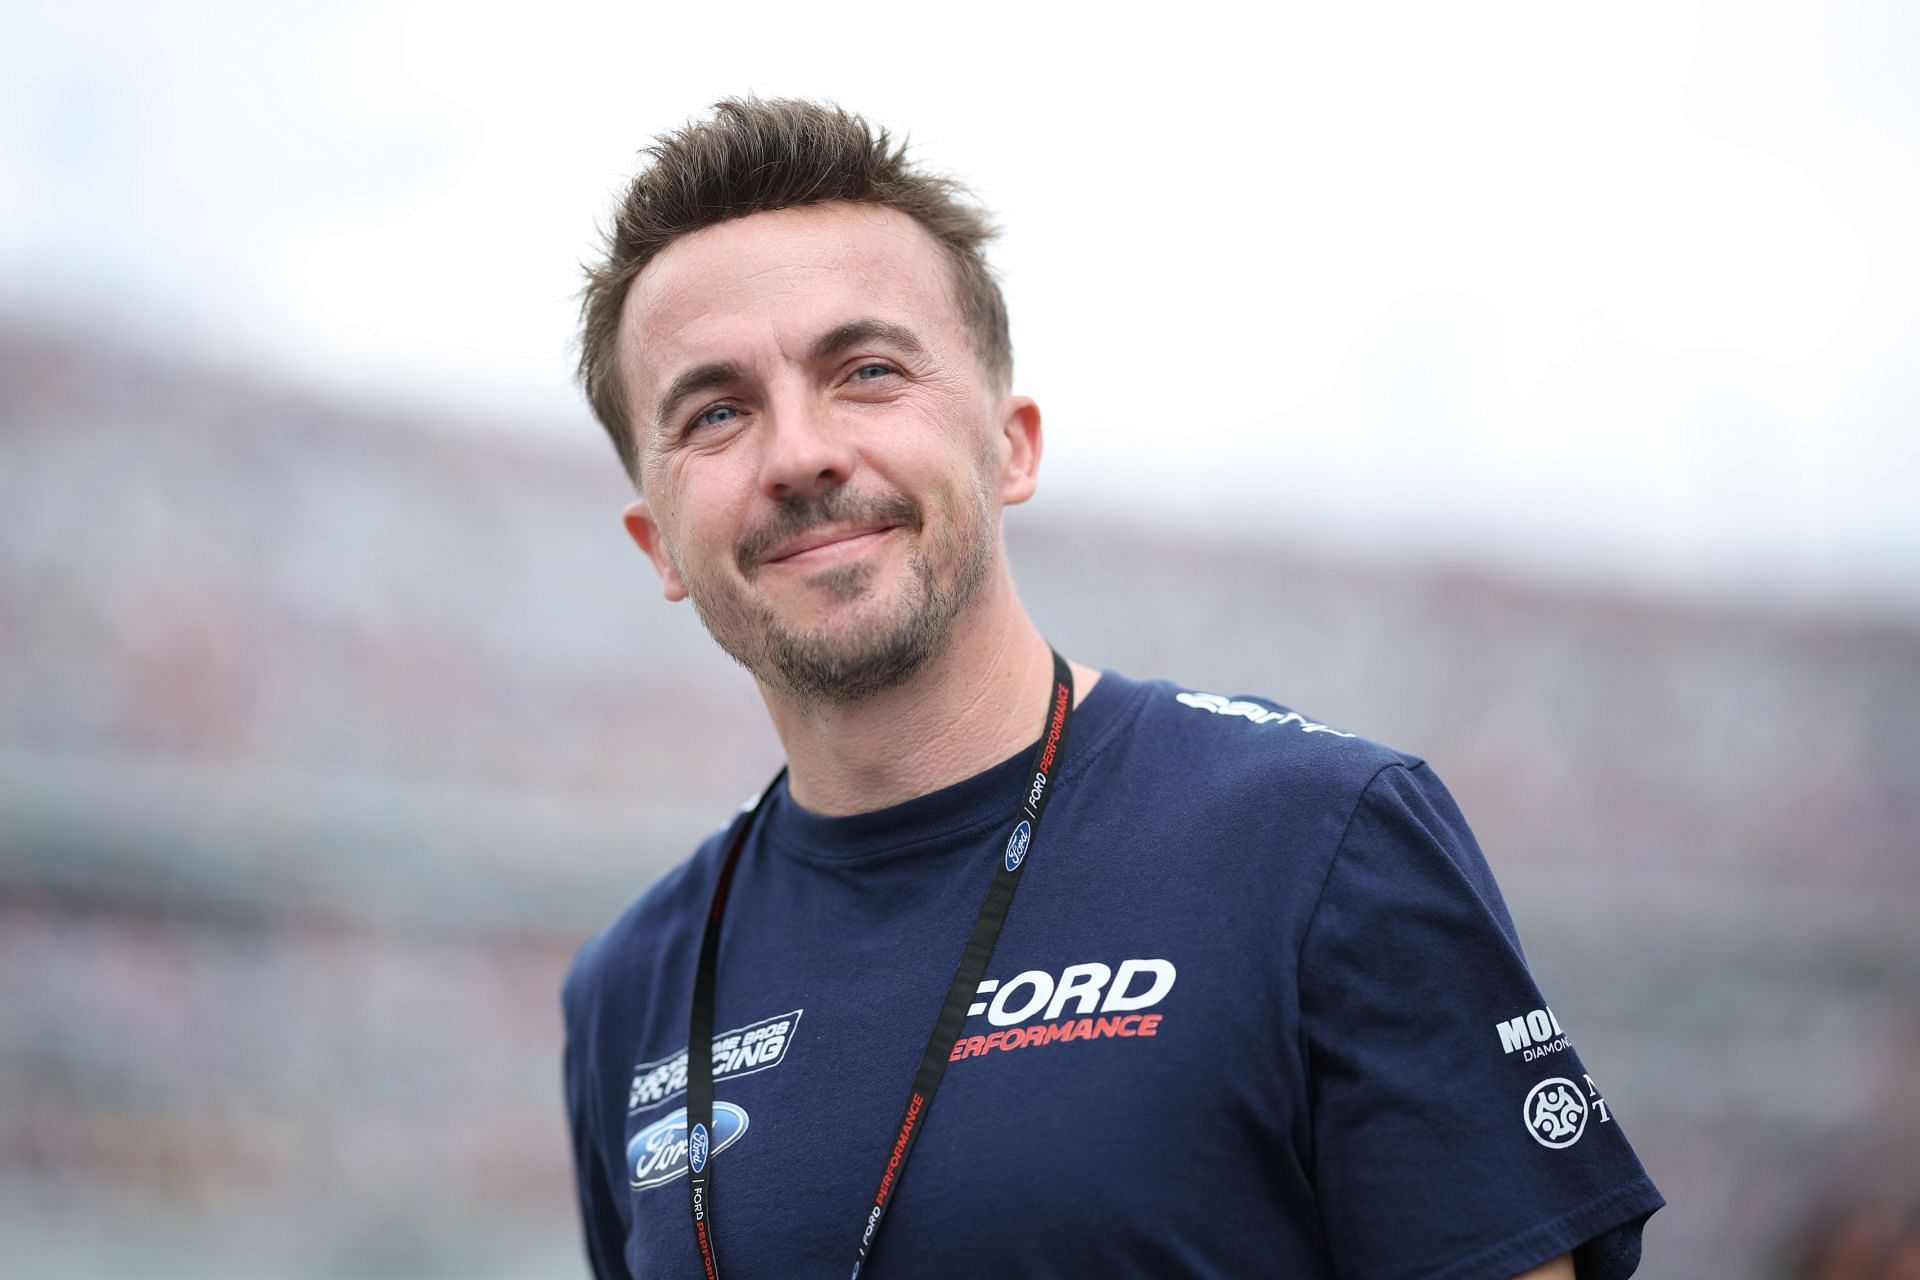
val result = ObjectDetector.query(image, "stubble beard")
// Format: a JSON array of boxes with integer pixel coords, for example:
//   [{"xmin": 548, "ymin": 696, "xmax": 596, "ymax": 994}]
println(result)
[{"xmin": 681, "ymin": 481, "xmax": 997, "ymax": 706}]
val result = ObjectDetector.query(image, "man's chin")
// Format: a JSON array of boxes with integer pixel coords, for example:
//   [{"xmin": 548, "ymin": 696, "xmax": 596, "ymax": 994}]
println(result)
[
  {"xmin": 758, "ymin": 607, "xmax": 945, "ymax": 705},
  {"xmin": 750, "ymin": 554, "xmax": 885, "ymax": 609},
  {"xmin": 696, "ymin": 510, "xmax": 991, "ymax": 704},
  {"xmin": 751, "ymin": 558, "xmax": 931, "ymax": 636}
]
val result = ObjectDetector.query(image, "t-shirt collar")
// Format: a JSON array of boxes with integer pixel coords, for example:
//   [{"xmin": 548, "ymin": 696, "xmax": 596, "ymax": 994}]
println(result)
[{"xmin": 760, "ymin": 669, "xmax": 1138, "ymax": 865}]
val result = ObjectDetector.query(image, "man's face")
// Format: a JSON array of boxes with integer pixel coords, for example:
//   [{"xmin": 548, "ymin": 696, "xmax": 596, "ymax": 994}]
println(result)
[{"xmin": 617, "ymin": 201, "xmax": 1035, "ymax": 703}]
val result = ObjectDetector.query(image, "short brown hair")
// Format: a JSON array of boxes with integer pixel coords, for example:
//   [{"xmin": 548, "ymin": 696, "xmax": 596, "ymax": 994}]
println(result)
[{"xmin": 576, "ymin": 97, "xmax": 1012, "ymax": 483}]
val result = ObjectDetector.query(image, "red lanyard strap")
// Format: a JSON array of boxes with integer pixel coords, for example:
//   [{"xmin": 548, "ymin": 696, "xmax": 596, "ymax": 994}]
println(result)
[{"xmin": 686, "ymin": 650, "xmax": 1077, "ymax": 1279}]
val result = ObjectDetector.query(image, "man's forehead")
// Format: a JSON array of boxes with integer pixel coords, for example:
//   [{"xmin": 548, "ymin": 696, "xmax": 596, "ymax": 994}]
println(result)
[{"xmin": 619, "ymin": 203, "xmax": 961, "ymax": 387}]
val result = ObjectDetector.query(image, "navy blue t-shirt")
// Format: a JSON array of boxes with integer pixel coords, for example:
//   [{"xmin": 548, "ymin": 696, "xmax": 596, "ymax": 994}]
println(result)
[{"xmin": 562, "ymin": 671, "xmax": 1664, "ymax": 1279}]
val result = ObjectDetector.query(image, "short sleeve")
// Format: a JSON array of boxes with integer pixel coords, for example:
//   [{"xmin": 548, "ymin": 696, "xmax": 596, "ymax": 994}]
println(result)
[{"xmin": 1299, "ymin": 762, "xmax": 1664, "ymax": 1280}]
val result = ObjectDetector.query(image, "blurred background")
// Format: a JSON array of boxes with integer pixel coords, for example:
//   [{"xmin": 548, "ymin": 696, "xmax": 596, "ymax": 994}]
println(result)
[{"xmin": 2, "ymin": 1, "xmax": 1916, "ymax": 1277}]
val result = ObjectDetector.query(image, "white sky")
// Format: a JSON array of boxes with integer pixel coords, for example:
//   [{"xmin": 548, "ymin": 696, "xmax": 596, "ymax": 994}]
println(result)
[{"xmin": 4, "ymin": 0, "xmax": 1916, "ymax": 614}]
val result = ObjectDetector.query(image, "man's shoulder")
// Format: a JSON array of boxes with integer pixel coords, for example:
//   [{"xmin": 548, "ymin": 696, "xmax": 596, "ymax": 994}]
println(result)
[
  {"xmin": 1113, "ymin": 671, "xmax": 1425, "ymax": 802},
  {"xmin": 559, "ymin": 815, "xmax": 737, "ymax": 1026}
]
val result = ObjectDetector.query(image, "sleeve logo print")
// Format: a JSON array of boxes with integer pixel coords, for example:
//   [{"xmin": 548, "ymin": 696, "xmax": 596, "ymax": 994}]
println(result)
[
  {"xmin": 1495, "ymin": 1006, "xmax": 1571, "ymax": 1061},
  {"xmin": 1173, "ymin": 691, "xmax": 1356, "ymax": 736},
  {"xmin": 1524, "ymin": 1077, "xmax": 1590, "ymax": 1148}
]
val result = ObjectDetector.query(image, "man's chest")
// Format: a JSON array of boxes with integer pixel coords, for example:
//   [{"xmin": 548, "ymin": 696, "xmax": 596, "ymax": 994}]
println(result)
[{"xmin": 603, "ymin": 884, "xmax": 1321, "ymax": 1280}]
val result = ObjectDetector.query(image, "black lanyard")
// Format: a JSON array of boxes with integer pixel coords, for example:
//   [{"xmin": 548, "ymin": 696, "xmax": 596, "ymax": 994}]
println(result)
[{"xmin": 686, "ymin": 650, "xmax": 1076, "ymax": 1280}]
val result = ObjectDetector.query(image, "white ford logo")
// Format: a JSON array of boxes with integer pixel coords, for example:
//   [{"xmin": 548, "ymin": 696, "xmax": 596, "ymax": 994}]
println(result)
[
  {"xmin": 1004, "ymin": 820, "xmax": 1032, "ymax": 872},
  {"xmin": 627, "ymin": 1103, "xmax": 749, "ymax": 1189}
]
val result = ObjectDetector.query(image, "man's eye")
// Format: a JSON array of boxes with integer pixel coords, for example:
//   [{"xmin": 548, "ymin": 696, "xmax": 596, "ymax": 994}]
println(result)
[
  {"xmin": 688, "ymin": 404, "xmax": 738, "ymax": 432},
  {"xmin": 850, "ymin": 363, "xmax": 896, "ymax": 382}
]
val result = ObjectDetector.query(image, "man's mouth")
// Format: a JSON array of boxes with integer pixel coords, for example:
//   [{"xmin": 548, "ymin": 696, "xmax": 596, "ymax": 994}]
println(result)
[
  {"xmin": 761, "ymin": 524, "xmax": 898, "ymax": 567},
  {"xmin": 738, "ymin": 492, "xmax": 921, "ymax": 575}
]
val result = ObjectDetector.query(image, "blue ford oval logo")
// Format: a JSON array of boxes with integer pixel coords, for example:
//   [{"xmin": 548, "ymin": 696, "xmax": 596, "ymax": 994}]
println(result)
[
  {"xmin": 626, "ymin": 1103, "xmax": 749, "ymax": 1190},
  {"xmin": 689, "ymin": 1123, "xmax": 709, "ymax": 1173},
  {"xmin": 1004, "ymin": 820, "xmax": 1032, "ymax": 872}
]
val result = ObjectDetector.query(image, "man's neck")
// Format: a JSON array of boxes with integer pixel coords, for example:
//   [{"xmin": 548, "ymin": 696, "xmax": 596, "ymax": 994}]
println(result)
[{"xmin": 760, "ymin": 577, "xmax": 1099, "ymax": 817}]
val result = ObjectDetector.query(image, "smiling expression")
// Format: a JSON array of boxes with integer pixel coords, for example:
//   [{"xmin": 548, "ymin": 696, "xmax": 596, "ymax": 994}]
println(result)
[{"xmin": 618, "ymin": 201, "xmax": 1030, "ymax": 702}]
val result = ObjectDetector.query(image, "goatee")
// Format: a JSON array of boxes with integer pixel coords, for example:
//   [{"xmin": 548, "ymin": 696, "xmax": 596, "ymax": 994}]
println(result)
[{"xmin": 684, "ymin": 484, "xmax": 994, "ymax": 706}]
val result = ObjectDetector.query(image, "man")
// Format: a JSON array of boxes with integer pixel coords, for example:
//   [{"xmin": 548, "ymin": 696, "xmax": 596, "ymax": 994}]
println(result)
[{"xmin": 561, "ymin": 98, "xmax": 1664, "ymax": 1279}]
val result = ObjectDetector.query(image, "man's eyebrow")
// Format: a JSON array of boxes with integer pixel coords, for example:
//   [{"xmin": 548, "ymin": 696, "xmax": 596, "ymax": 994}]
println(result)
[
  {"xmin": 808, "ymin": 319, "xmax": 929, "ymax": 364},
  {"xmin": 653, "ymin": 360, "xmax": 742, "ymax": 433},
  {"xmin": 650, "ymin": 322, "xmax": 925, "ymax": 432}
]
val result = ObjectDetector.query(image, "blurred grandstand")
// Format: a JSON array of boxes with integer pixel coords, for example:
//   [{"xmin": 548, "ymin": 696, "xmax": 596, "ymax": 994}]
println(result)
[{"xmin": 1, "ymin": 322, "xmax": 1915, "ymax": 1278}]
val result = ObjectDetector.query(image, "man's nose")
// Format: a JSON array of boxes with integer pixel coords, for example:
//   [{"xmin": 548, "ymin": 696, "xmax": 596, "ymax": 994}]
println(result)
[{"xmin": 756, "ymin": 391, "xmax": 855, "ymax": 503}]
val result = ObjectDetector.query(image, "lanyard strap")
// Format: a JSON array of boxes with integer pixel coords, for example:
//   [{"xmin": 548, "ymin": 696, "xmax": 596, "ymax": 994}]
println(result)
[{"xmin": 687, "ymin": 650, "xmax": 1077, "ymax": 1280}]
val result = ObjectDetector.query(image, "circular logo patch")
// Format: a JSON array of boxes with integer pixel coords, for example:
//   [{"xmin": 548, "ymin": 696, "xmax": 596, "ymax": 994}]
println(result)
[{"xmin": 1523, "ymin": 1077, "xmax": 1589, "ymax": 1149}]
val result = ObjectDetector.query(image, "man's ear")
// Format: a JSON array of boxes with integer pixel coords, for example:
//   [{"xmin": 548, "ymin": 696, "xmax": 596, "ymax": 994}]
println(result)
[
  {"xmin": 996, "ymin": 395, "xmax": 1043, "ymax": 507},
  {"xmin": 622, "ymin": 498, "xmax": 689, "ymax": 602}
]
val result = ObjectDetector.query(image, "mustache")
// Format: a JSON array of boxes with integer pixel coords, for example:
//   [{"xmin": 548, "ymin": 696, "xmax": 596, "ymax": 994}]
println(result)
[{"xmin": 735, "ymin": 489, "xmax": 922, "ymax": 574}]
